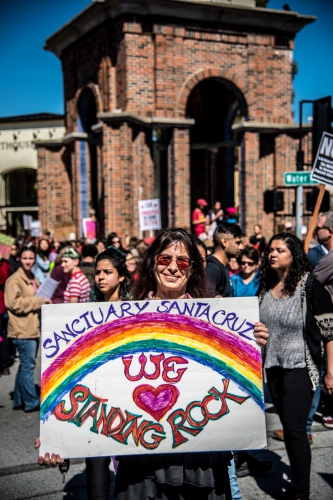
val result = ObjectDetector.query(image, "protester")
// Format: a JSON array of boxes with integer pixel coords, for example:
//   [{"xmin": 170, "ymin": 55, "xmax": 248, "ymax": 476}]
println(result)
[
  {"xmin": 5, "ymin": 246, "xmax": 51, "ymax": 412},
  {"xmin": 9, "ymin": 241, "xmax": 20, "ymax": 273},
  {"xmin": 107, "ymin": 232, "xmax": 123, "ymax": 250},
  {"xmin": 258, "ymin": 233, "xmax": 333, "ymax": 500},
  {"xmin": 228, "ymin": 257, "xmax": 240, "ymax": 277},
  {"xmin": 192, "ymin": 198, "xmax": 208, "ymax": 238},
  {"xmin": 85, "ymin": 247, "xmax": 132, "ymax": 500},
  {"xmin": 96, "ymin": 239, "xmax": 107, "ymax": 254},
  {"xmin": 231, "ymin": 247, "xmax": 260, "ymax": 297},
  {"xmin": 121, "ymin": 249, "xmax": 139, "ymax": 280},
  {"xmin": 206, "ymin": 223, "xmax": 243, "ymax": 297},
  {"xmin": 249, "ymin": 224, "xmax": 266, "ymax": 254},
  {"xmin": 80, "ymin": 244, "xmax": 98, "ymax": 288},
  {"xmin": 61, "ymin": 247, "xmax": 90, "ymax": 303},
  {"xmin": 33, "ymin": 238, "xmax": 51, "ymax": 284},
  {"xmin": 207, "ymin": 201, "xmax": 224, "ymax": 237},
  {"xmin": 0, "ymin": 254, "xmax": 12, "ymax": 375},
  {"xmin": 114, "ymin": 228, "xmax": 268, "ymax": 500},
  {"xmin": 50, "ymin": 248, "xmax": 71, "ymax": 304},
  {"xmin": 307, "ymin": 211, "xmax": 333, "ymax": 269}
]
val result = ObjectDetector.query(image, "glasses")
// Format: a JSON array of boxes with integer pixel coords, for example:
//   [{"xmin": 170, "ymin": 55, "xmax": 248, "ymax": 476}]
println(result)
[
  {"xmin": 126, "ymin": 256, "xmax": 136, "ymax": 263},
  {"xmin": 315, "ymin": 226, "xmax": 331, "ymax": 233},
  {"xmin": 240, "ymin": 261, "xmax": 255, "ymax": 267},
  {"xmin": 112, "ymin": 239, "xmax": 120, "ymax": 244},
  {"xmin": 156, "ymin": 254, "xmax": 192, "ymax": 269}
]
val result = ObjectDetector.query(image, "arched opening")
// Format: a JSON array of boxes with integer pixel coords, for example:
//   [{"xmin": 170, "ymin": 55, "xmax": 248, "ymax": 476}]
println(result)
[
  {"xmin": 186, "ymin": 78, "xmax": 247, "ymax": 217},
  {"xmin": 77, "ymin": 87, "xmax": 100, "ymax": 236},
  {"xmin": 3, "ymin": 167, "xmax": 38, "ymax": 236}
]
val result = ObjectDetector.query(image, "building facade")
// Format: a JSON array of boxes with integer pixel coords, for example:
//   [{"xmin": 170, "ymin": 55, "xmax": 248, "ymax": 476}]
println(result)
[
  {"xmin": 0, "ymin": 113, "xmax": 64, "ymax": 236},
  {"xmin": 36, "ymin": 0, "xmax": 315, "ymax": 238}
]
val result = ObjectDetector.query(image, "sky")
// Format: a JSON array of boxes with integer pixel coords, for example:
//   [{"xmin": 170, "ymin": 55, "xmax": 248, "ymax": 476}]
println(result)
[{"xmin": 0, "ymin": 0, "xmax": 332, "ymax": 123}]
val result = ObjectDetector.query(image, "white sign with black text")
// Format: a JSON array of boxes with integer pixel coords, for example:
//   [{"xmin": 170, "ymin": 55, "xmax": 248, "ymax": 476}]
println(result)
[
  {"xmin": 311, "ymin": 132, "xmax": 333, "ymax": 187},
  {"xmin": 138, "ymin": 198, "xmax": 161, "ymax": 231}
]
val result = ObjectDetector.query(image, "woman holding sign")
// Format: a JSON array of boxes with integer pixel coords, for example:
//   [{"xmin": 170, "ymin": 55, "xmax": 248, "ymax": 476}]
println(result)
[
  {"xmin": 114, "ymin": 228, "xmax": 268, "ymax": 500},
  {"xmin": 258, "ymin": 233, "xmax": 333, "ymax": 500}
]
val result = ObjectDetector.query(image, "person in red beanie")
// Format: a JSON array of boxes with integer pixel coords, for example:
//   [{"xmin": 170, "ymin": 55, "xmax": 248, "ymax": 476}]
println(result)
[{"xmin": 192, "ymin": 198, "xmax": 208, "ymax": 237}]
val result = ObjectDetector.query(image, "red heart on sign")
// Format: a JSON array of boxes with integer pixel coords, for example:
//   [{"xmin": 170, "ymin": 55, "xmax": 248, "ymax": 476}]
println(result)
[{"xmin": 133, "ymin": 384, "xmax": 180, "ymax": 421}]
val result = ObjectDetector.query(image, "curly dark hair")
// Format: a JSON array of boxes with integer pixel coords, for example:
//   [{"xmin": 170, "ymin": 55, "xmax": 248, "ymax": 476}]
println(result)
[
  {"xmin": 91, "ymin": 247, "xmax": 133, "ymax": 302},
  {"xmin": 258, "ymin": 233, "xmax": 310, "ymax": 296},
  {"xmin": 132, "ymin": 228, "xmax": 208, "ymax": 300}
]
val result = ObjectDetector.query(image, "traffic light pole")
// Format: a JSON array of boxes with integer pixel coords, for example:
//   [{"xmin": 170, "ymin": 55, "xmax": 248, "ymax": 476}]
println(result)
[{"xmin": 297, "ymin": 100, "xmax": 314, "ymax": 240}]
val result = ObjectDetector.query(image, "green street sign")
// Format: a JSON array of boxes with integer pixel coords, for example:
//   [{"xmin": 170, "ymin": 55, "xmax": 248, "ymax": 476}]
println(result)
[{"xmin": 284, "ymin": 172, "xmax": 318, "ymax": 186}]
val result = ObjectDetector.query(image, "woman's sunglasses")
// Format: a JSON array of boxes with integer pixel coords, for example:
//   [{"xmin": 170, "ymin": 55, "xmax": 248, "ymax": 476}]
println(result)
[{"xmin": 156, "ymin": 254, "xmax": 192, "ymax": 269}]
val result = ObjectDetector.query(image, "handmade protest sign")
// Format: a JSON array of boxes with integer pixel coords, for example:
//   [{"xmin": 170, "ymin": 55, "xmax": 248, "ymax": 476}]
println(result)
[
  {"xmin": 40, "ymin": 298, "xmax": 266, "ymax": 458},
  {"xmin": 0, "ymin": 233, "xmax": 15, "ymax": 259}
]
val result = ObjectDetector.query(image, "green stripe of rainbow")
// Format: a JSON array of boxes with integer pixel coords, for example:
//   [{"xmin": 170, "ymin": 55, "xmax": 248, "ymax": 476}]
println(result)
[{"xmin": 40, "ymin": 312, "xmax": 264, "ymax": 419}]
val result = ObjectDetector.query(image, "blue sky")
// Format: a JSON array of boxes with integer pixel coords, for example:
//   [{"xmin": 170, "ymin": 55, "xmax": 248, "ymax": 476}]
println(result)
[{"xmin": 0, "ymin": 0, "xmax": 332, "ymax": 123}]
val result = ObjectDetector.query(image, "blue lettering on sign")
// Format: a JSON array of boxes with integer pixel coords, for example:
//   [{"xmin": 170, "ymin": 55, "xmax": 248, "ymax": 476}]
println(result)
[{"xmin": 43, "ymin": 300, "xmax": 254, "ymax": 359}]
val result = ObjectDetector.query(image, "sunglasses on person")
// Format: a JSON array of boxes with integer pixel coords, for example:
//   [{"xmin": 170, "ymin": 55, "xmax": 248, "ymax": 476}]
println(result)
[
  {"xmin": 112, "ymin": 239, "xmax": 120, "ymax": 244},
  {"xmin": 314, "ymin": 226, "xmax": 331, "ymax": 233},
  {"xmin": 156, "ymin": 254, "xmax": 192, "ymax": 269},
  {"xmin": 240, "ymin": 260, "xmax": 255, "ymax": 267}
]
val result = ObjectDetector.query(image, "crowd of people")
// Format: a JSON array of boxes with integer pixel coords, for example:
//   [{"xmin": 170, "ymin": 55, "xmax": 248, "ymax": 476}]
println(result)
[{"xmin": 1, "ymin": 208, "xmax": 333, "ymax": 500}]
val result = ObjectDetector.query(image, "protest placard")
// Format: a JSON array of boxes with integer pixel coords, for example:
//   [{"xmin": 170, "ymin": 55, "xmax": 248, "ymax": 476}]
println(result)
[
  {"xmin": 82, "ymin": 218, "xmax": 96, "ymax": 241},
  {"xmin": 30, "ymin": 220, "xmax": 42, "ymax": 237},
  {"xmin": 138, "ymin": 198, "xmax": 161, "ymax": 231},
  {"xmin": 0, "ymin": 233, "xmax": 15, "ymax": 259},
  {"xmin": 311, "ymin": 131, "xmax": 333, "ymax": 186},
  {"xmin": 40, "ymin": 298, "xmax": 266, "ymax": 458}
]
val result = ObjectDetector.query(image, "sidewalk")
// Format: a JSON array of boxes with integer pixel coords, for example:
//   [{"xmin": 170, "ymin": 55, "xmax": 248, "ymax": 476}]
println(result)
[{"xmin": 0, "ymin": 355, "xmax": 332, "ymax": 499}]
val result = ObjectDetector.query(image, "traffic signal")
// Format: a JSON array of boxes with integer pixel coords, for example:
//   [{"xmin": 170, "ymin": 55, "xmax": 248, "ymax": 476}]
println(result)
[
  {"xmin": 312, "ymin": 96, "xmax": 332, "ymax": 163},
  {"xmin": 306, "ymin": 188, "xmax": 330, "ymax": 213},
  {"xmin": 264, "ymin": 190, "xmax": 284, "ymax": 214}
]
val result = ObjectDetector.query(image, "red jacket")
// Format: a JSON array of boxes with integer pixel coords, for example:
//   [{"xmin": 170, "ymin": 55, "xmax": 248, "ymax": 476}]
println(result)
[{"xmin": 0, "ymin": 260, "xmax": 11, "ymax": 314}]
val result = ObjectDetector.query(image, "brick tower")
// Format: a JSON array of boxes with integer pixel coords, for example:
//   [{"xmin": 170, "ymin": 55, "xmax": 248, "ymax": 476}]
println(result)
[{"xmin": 35, "ymin": 0, "xmax": 315, "ymax": 239}]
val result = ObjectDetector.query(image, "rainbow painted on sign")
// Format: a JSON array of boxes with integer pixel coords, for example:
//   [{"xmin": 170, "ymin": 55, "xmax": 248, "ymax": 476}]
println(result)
[{"xmin": 41, "ymin": 312, "xmax": 263, "ymax": 419}]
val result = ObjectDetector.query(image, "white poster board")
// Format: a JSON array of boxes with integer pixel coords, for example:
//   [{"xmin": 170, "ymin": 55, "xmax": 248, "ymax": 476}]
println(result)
[
  {"xmin": 138, "ymin": 198, "xmax": 161, "ymax": 231},
  {"xmin": 311, "ymin": 131, "xmax": 333, "ymax": 186},
  {"xmin": 40, "ymin": 298, "xmax": 266, "ymax": 458}
]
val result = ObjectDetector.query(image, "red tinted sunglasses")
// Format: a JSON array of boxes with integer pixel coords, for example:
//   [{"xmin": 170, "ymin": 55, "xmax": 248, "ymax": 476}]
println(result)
[{"xmin": 156, "ymin": 254, "xmax": 192, "ymax": 269}]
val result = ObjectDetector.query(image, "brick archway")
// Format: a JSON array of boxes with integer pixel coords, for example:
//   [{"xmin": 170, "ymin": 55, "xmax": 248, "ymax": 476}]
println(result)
[
  {"xmin": 176, "ymin": 67, "xmax": 249, "ymax": 118},
  {"xmin": 75, "ymin": 83, "xmax": 103, "ymax": 126}
]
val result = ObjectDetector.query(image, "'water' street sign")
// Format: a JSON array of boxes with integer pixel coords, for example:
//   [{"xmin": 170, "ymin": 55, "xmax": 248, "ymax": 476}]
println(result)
[{"xmin": 284, "ymin": 172, "xmax": 318, "ymax": 186}]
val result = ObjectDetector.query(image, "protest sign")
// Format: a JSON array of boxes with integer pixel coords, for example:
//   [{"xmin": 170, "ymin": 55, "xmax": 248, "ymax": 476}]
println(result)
[
  {"xmin": 30, "ymin": 220, "xmax": 42, "ymax": 237},
  {"xmin": 0, "ymin": 233, "xmax": 15, "ymax": 259},
  {"xmin": 23, "ymin": 214, "xmax": 33, "ymax": 230},
  {"xmin": 138, "ymin": 198, "xmax": 161, "ymax": 231},
  {"xmin": 82, "ymin": 218, "xmax": 96, "ymax": 241},
  {"xmin": 311, "ymin": 131, "xmax": 333, "ymax": 186},
  {"xmin": 40, "ymin": 298, "xmax": 266, "ymax": 458}
]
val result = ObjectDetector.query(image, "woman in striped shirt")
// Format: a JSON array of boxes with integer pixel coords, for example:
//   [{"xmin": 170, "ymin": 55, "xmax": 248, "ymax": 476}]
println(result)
[{"xmin": 61, "ymin": 247, "xmax": 91, "ymax": 303}]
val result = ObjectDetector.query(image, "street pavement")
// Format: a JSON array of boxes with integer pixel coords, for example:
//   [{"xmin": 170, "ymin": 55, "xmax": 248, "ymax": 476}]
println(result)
[{"xmin": 1, "ymin": 353, "xmax": 333, "ymax": 500}]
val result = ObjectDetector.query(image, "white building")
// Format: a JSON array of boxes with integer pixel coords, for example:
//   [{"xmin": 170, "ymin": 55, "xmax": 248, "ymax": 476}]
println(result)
[{"xmin": 0, "ymin": 113, "xmax": 64, "ymax": 236}]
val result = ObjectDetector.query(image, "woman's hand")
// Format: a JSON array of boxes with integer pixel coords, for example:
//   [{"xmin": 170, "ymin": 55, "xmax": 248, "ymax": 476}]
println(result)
[
  {"xmin": 35, "ymin": 437, "xmax": 64, "ymax": 467},
  {"xmin": 323, "ymin": 371, "xmax": 333, "ymax": 395},
  {"xmin": 253, "ymin": 322, "xmax": 269, "ymax": 347}
]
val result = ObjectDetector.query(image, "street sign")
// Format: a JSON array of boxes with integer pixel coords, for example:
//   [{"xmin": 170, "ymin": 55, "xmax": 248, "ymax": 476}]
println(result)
[
  {"xmin": 311, "ymin": 132, "xmax": 333, "ymax": 186},
  {"xmin": 284, "ymin": 171, "xmax": 318, "ymax": 186}
]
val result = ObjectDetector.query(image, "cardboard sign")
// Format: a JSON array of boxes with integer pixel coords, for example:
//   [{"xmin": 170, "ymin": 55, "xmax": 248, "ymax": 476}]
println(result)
[
  {"xmin": 40, "ymin": 298, "xmax": 266, "ymax": 458},
  {"xmin": 311, "ymin": 131, "xmax": 333, "ymax": 186},
  {"xmin": 0, "ymin": 233, "xmax": 15, "ymax": 259},
  {"xmin": 138, "ymin": 198, "xmax": 161, "ymax": 231}
]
